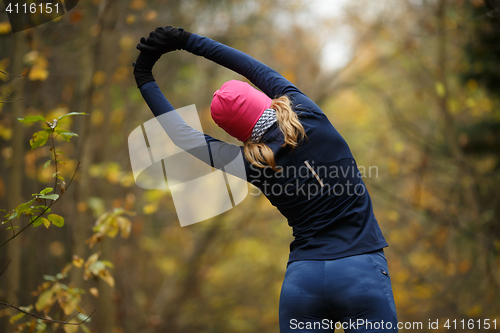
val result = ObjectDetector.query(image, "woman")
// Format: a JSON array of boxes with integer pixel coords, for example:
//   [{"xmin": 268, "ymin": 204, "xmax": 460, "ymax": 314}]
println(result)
[{"xmin": 134, "ymin": 26, "xmax": 398, "ymax": 332}]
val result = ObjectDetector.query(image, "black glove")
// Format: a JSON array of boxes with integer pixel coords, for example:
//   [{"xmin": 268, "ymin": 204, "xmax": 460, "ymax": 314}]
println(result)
[
  {"xmin": 136, "ymin": 26, "xmax": 192, "ymax": 55},
  {"xmin": 133, "ymin": 45, "xmax": 162, "ymax": 88}
]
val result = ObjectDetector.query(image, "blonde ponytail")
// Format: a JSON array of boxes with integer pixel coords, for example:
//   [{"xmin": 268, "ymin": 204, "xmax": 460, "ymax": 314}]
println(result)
[{"xmin": 243, "ymin": 96, "xmax": 306, "ymax": 171}]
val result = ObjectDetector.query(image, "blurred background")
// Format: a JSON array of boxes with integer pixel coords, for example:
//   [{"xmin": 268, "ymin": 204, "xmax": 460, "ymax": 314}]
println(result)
[{"xmin": 0, "ymin": 0, "xmax": 499, "ymax": 332}]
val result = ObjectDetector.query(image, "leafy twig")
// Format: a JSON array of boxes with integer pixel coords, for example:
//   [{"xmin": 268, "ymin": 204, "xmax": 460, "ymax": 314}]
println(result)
[
  {"xmin": 8, "ymin": 220, "xmax": 15, "ymax": 237},
  {"xmin": 0, "ymin": 162, "xmax": 81, "ymax": 248},
  {"xmin": 0, "ymin": 206, "xmax": 52, "ymax": 248},
  {"xmin": 0, "ymin": 302, "xmax": 95, "ymax": 326}
]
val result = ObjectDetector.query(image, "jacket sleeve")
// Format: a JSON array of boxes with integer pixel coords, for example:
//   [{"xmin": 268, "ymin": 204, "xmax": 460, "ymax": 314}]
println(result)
[
  {"xmin": 184, "ymin": 34, "xmax": 323, "ymax": 115},
  {"xmin": 139, "ymin": 81, "xmax": 250, "ymax": 181}
]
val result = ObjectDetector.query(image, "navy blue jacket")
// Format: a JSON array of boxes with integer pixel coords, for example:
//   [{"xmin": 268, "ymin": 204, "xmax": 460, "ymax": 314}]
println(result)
[{"xmin": 139, "ymin": 33, "xmax": 388, "ymax": 264}]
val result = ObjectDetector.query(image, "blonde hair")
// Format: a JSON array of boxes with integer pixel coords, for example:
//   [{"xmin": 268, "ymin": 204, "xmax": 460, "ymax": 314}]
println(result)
[{"xmin": 243, "ymin": 96, "xmax": 306, "ymax": 171}]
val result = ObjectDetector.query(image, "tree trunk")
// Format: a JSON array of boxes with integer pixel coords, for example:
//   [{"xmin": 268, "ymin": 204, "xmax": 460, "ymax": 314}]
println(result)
[
  {"xmin": 2, "ymin": 31, "xmax": 26, "ymax": 332},
  {"xmin": 69, "ymin": 0, "xmax": 99, "ymax": 319}
]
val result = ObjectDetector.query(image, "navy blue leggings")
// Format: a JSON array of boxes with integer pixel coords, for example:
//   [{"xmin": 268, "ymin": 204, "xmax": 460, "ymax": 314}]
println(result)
[{"xmin": 279, "ymin": 250, "xmax": 398, "ymax": 332}]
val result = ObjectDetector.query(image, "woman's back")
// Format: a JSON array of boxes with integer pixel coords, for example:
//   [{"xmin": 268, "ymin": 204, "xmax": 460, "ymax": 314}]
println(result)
[{"xmin": 246, "ymin": 104, "xmax": 387, "ymax": 264}]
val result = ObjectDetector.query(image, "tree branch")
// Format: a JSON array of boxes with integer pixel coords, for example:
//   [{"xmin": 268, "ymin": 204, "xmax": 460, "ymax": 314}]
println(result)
[
  {"xmin": 0, "ymin": 302, "xmax": 95, "ymax": 326},
  {"xmin": 0, "ymin": 162, "xmax": 81, "ymax": 248},
  {"xmin": 0, "ymin": 89, "xmax": 22, "ymax": 104},
  {"xmin": 0, "ymin": 260, "xmax": 11, "ymax": 278},
  {"xmin": 0, "ymin": 70, "xmax": 24, "ymax": 78}
]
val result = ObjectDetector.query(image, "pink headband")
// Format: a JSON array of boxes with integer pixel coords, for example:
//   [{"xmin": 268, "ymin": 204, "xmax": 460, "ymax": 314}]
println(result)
[{"xmin": 210, "ymin": 80, "xmax": 272, "ymax": 142}]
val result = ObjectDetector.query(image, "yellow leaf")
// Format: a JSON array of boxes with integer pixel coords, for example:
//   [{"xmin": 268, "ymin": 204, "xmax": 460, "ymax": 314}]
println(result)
[
  {"xmin": 0, "ymin": 125, "xmax": 13, "ymax": 140},
  {"xmin": 61, "ymin": 263, "xmax": 73, "ymax": 275},
  {"xmin": 63, "ymin": 322, "xmax": 79, "ymax": 333},
  {"xmin": 99, "ymin": 269, "xmax": 115, "ymax": 288},
  {"xmin": 119, "ymin": 35, "xmax": 134, "ymax": 51},
  {"xmin": 105, "ymin": 218, "xmax": 119, "ymax": 238},
  {"xmin": 435, "ymin": 81, "xmax": 446, "ymax": 98},
  {"xmin": 117, "ymin": 216, "xmax": 131, "ymax": 238},
  {"xmin": 143, "ymin": 203, "xmax": 157, "ymax": 215},
  {"xmin": 467, "ymin": 304, "xmax": 482, "ymax": 317},
  {"xmin": 144, "ymin": 10, "xmax": 157, "ymax": 22},
  {"xmin": 84, "ymin": 253, "xmax": 99, "ymax": 269},
  {"xmin": 125, "ymin": 15, "xmax": 136, "ymax": 25},
  {"xmin": 77, "ymin": 201, "xmax": 88, "ymax": 212},
  {"xmin": 72, "ymin": 255, "xmax": 84, "ymax": 268},
  {"xmin": 35, "ymin": 290, "xmax": 54, "ymax": 312},
  {"xmin": 9, "ymin": 312, "xmax": 25, "ymax": 324},
  {"xmin": 23, "ymin": 51, "xmax": 39, "ymax": 66},
  {"xmin": 60, "ymin": 293, "xmax": 79, "ymax": 315},
  {"xmin": 29, "ymin": 66, "xmax": 49, "ymax": 81},
  {"xmin": 42, "ymin": 217, "xmax": 50, "ymax": 229},
  {"xmin": 89, "ymin": 287, "xmax": 99, "ymax": 298},
  {"xmin": 0, "ymin": 22, "xmax": 11, "ymax": 35}
]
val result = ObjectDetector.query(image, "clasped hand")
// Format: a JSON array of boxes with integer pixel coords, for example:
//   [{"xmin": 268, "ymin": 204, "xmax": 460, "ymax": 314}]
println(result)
[{"xmin": 136, "ymin": 26, "xmax": 192, "ymax": 55}]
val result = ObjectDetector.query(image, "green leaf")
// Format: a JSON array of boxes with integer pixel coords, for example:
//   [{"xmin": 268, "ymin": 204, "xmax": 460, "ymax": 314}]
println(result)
[
  {"xmin": 6, "ymin": 226, "xmax": 19, "ymax": 230},
  {"xmin": 43, "ymin": 275, "xmax": 56, "ymax": 281},
  {"xmin": 35, "ymin": 321, "xmax": 47, "ymax": 331},
  {"xmin": 9, "ymin": 312, "xmax": 25, "ymax": 324},
  {"xmin": 32, "ymin": 217, "xmax": 45, "ymax": 227},
  {"xmin": 57, "ymin": 112, "xmax": 88, "ymax": 120},
  {"xmin": 43, "ymin": 160, "xmax": 51, "ymax": 170},
  {"xmin": 18, "ymin": 115, "xmax": 45, "ymax": 123},
  {"xmin": 55, "ymin": 128, "xmax": 75, "ymax": 134},
  {"xmin": 435, "ymin": 81, "xmax": 446, "ymax": 98},
  {"xmin": 15, "ymin": 199, "xmax": 35, "ymax": 215},
  {"xmin": 101, "ymin": 260, "xmax": 114, "ymax": 268},
  {"xmin": 43, "ymin": 218, "xmax": 50, "ymax": 229},
  {"xmin": 77, "ymin": 313, "xmax": 92, "ymax": 323},
  {"xmin": 31, "ymin": 206, "xmax": 50, "ymax": 214},
  {"xmin": 39, "ymin": 194, "xmax": 59, "ymax": 201},
  {"xmin": 55, "ymin": 129, "xmax": 78, "ymax": 142},
  {"xmin": 58, "ymin": 131, "xmax": 78, "ymax": 142},
  {"xmin": 2, "ymin": 211, "xmax": 18, "ymax": 224},
  {"xmin": 48, "ymin": 214, "xmax": 64, "ymax": 227},
  {"xmin": 40, "ymin": 187, "xmax": 53, "ymax": 195},
  {"xmin": 30, "ymin": 130, "xmax": 49, "ymax": 150}
]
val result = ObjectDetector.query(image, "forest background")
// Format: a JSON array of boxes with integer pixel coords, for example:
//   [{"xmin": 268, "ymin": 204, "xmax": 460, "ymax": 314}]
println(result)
[{"xmin": 0, "ymin": 0, "xmax": 499, "ymax": 332}]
